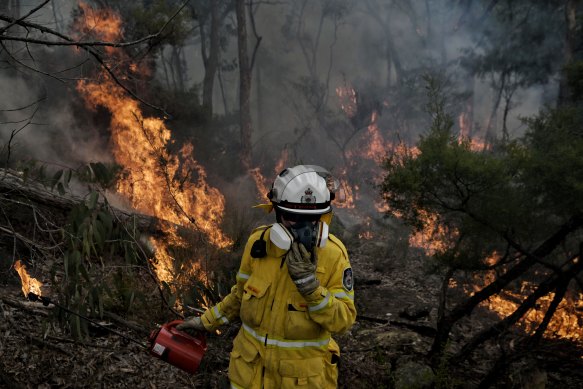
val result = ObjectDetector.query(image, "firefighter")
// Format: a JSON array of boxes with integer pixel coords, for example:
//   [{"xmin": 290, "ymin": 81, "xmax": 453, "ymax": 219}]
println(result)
[{"xmin": 178, "ymin": 165, "xmax": 356, "ymax": 388}]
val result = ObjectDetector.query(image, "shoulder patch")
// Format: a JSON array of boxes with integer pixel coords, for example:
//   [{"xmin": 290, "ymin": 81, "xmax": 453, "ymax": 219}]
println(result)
[{"xmin": 342, "ymin": 267, "xmax": 353, "ymax": 291}]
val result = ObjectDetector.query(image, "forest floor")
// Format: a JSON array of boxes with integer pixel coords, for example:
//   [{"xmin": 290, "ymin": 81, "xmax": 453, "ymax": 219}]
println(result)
[{"xmin": 1, "ymin": 216, "xmax": 583, "ymax": 388}]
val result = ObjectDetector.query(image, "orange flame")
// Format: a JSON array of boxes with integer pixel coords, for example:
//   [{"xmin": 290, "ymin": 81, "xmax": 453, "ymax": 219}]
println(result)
[
  {"xmin": 479, "ymin": 283, "xmax": 583, "ymax": 342},
  {"xmin": 334, "ymin": 167, "xmax": 356, "ymax": 209},
  {"xmin": 364, "ymin": 111, "xmax": 387, "ymax": 164},
  {"xmin": 274, "ymin": 148, "xmax": 289, "ymax": 175},
  {"xmin": 13, "ymin": 260, "xmax": 43, "ymax": 297},
  {"xmin": 250, "ymin": 149, "xmax": 290, "ymax": 202},
  {"xmin": 74, "ymin": 2, "xmax": 123, "ymax": 56},
  {"xmin": 409, "ymin": 209, "xmax": 459, "ymax": 256},
  {"xmin": 73, "ymin": 4, "xmax": 231, "ymax": 291},
  {"xmin": 336, "ymin": 85, "xmax": 357, "ymax": 118},
  {"xmin": 249, "ymin": 167, "xmax": 270, "ymax": 202}
]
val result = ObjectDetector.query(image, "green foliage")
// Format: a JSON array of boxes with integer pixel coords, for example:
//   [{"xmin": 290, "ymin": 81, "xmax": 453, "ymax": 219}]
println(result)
[
  {"xmin": 380, "ymin": 74, "xmax": 583, "ymax": 268},
  {"xmin": 49, "ymin": 188, "xmax": 144, "ymax": 339}
]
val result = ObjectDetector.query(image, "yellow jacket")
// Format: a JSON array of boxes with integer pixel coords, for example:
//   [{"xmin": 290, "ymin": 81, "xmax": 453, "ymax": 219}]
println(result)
[{"xmin": 200, "ymin": 224, "xmax": 356, "ymax": 388}]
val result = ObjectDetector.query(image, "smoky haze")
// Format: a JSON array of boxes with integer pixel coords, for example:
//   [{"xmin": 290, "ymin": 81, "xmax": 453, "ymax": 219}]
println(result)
[{"xmin": 0, "ymin": 1, "xmax": 562, "ymax": 216}]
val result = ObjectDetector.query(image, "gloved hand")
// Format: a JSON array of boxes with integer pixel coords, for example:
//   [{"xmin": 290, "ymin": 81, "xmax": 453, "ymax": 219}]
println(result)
[
  {"xmin": 286, "ymin": 242, "xmax": 319, "ymax": 295},
  {"xmin": 176, "ymin": 316, "xmax": 206, "ymax": 336}
]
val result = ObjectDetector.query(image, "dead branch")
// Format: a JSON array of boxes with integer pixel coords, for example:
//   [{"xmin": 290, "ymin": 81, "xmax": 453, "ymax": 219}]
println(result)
[
  {"xmin": 0, "ymin": 296, "xmax": 50, "ymax": 317},
  {"xmin": 103, "ymin": 311, "xmax": 149, "ymax": 337},
  {"xmin": 451, "ymin": 257, "xmax": 583, "ymax": 364},
  {"xmin": 429, "ymin": 214, "xmax": 583, "ymax": 361}
]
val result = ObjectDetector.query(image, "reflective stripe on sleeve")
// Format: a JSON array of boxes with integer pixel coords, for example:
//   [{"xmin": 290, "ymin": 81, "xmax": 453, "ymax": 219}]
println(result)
[
  {"xmin": 212, "ymin": 306, "xmax": 229, "ymax": 324},
  {"xmin": 242, "ymin": 322, "xmax": 330, "ymax": 349},
  {"xmin": 332, "ymin": 290, "xmax": 354, "ymax": 301},
  {"xmin": 307, "ymin": 291, "xmax": 331, "ymax": 312},
  {"xmin": 236, "ymin": 271, "xmax": 250, "ymax": 281}
]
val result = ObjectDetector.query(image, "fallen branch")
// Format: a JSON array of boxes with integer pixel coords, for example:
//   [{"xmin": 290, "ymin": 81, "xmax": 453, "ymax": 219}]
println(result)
[
  {"xmin": 357, "ymin": 315, "xmax": 437, "ymax": 337},
  {"xmin": 0, "ymin": 296, "xmax": 50, "ymax": 317},
  {"xmin": 103, "ymin": 311, "xmax": 150, "ymax": 337}
]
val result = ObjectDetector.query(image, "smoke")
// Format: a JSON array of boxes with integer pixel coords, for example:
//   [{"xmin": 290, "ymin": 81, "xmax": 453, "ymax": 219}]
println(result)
[{"xmin": 0, "ymin": 0, "xmax": 565, "ymax": 223}]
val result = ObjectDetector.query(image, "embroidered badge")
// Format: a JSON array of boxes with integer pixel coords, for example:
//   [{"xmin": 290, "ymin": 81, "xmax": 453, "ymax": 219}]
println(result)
[
  {"xmin": 301, "ymin": 188, "xmax": 316, "ymax": 204},
  {"xmin": 342, "ymin": 267, "xmax": 353, "ymax": 291}
]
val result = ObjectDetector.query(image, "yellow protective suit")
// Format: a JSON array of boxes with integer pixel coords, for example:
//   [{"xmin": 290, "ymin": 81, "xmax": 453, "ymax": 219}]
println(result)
[{"xmin": 200, "ymin": 223, "xmax": 356, "ymax": 389}]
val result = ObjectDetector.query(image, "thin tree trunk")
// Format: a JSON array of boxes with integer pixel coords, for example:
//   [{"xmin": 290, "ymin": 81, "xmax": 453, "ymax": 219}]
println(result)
[
  {"xmin": 236, "ymin": 0, "xmax": 252, "ymax": 170},
  {"xmin": 171, "ymin": 46, "xmax": 185, "ymax": 93},
  {"xmin": 202, "ymin": 0, "xmax": 220, "ymax": 117},
  {"xmin": 558, "ymin": 0, "xmax": 578, "ymax": 106},
  {"xmin": 218, "ymin": 66, "xmax": 228, "ymax": 114}
]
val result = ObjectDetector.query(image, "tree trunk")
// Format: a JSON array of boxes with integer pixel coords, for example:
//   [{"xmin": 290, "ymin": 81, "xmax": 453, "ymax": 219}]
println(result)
[
  {"xmin": 558, "ymin": 0, "xmax": 578, "ymax": 106},
  {"xmin": 202, "ymin": 0, "xmax": 220, "ymax": 117},
  {"xmin": 171, "ymin": 46, "xmax": 185, "ymax": 93},
  {"xmin": 236, "ymin": 0, "xmax": 252, "ymax": 170}
]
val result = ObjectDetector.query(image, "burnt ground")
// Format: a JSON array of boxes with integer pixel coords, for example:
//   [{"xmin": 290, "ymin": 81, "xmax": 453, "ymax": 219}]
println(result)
[{"xmin": 1, "ymin": 222, "xmax": 583, "ymax": 388}]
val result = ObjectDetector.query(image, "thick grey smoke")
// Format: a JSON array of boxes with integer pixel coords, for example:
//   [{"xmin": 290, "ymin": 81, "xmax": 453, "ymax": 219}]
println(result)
[{"xmin": 0, "ymin": 0, "xmax": 563, "ymax": 220}]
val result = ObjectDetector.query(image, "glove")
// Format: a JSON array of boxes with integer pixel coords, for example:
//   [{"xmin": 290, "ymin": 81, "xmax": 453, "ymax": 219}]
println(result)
[
  {"xmin": 286, "ymin": 242, "xmax": 319, "ymax": 295},
  {"xmin": 176, "ymin": 316, "xmax": 206, "ymax": 336}
]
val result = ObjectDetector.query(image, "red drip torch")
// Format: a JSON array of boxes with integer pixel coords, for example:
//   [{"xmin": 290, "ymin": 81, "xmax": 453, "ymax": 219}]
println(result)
[
  {"xmin": 148, "ymin": 320, "xmax": 207, "ymax": 374},
  {"xmin": 27, "ymin": 292, "xmax": 207, "ymax": 375}
]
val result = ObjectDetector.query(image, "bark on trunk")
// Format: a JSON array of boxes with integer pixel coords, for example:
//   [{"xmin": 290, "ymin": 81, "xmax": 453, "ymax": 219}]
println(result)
[
  {"xmin": 236, "ymin": 0, "xmax": 252, "ymax": 170},
  {"xmin": 558, "ymin": 0, "xmax": 578, "ymax": 106},
  {"xmin": 201, "ymin": 0, "xmax": 220, "ymax": 117}
]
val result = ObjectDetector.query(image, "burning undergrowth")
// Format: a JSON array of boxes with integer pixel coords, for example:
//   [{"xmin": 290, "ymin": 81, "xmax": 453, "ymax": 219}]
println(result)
[
  {"xmin": 1, "ymin": 2, "xmax": 582, "ymax": 387},
  {"xmin": 71, "ymin": 2, "xmax": 234, "ymax": 309}
]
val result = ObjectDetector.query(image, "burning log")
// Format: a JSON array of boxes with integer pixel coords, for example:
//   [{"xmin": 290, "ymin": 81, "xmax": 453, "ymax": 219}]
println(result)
[{"xmin": 0, "ymin": 168, "xmax": 170, "ymax": 235}]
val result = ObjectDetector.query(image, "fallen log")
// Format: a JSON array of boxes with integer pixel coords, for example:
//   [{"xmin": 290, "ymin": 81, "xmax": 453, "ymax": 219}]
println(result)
[{"xmin": 0, "ymin": 168, "xmax": 161, "ymax": 235}]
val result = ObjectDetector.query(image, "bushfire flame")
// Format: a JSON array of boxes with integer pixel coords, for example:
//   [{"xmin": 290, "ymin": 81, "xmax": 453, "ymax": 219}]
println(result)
[
  {"xmin": 480, "ymin": 282, "xmax": 583, "ymax": 342},
  {"xmin": 13, "ymin": 260, "xmax": 43, "ymax": 297},
  {"xmin": 73, "ymin": 3, "xmax": 231, "ymax": 290},
  {"xmin": 408, "ymin": 209, "xmax": 459, "ymax": 256},
  {"xmin": 249, "ymin": 148, "xmax": 290, "ymax": 202}
]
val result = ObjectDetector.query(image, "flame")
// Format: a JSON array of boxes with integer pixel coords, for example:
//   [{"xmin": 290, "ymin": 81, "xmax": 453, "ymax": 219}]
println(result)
[
  {"xmin": 274, "ymin": 148, "xmax": 289, "ymax": 175},
  {"xmin": 335, "ymin": 167, "xmax": 356, "ymax": 209},
  {"xmin": 73, "ymin": 2, "xmax": 123, "ymax": 56},
  {"xmin": 409, "ymin": 209, "xmax": 459, "ymax": 256},
  {"xmin": 13, "ymin": 260, "xmax": 43, "ymax": 297},
  {"xmin": 364, "ymin": 111, "xmax": 387, "ymax": 164},
  {"xmin": 73, "ymin": 4, "xmax": 231, "ymax": 291},
  {"xmin": 336, "ymin": 85, "xmax": 357, "ymax": 118},
  {"xmin": 250, "ymin": 149, "xmax": 290, "ymax": 202},
  {"xmin": 480, "ymin": 284, "xmax": 583, "ymax": 342},
  {"xmin": 249, "ymin": 167, "xmax": 270, "ymax": 202}
]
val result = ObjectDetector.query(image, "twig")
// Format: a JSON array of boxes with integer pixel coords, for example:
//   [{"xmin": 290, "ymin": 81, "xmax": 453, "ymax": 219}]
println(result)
[
  {"xmin": 0, "ymin": 301, "xmax": 72, "ymax": 356},
  {"xmin": 0, "ymin": 0, "xmax": 51, "ymax": 35},
  {"xmin": 0, "ymin": 0, "xmax": 192, "ymax": 118}
]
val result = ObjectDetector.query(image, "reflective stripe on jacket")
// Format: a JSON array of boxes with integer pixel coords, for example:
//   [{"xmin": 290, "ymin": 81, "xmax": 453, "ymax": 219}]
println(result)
[{"xmin": 201, "ymin": 224, "xmax": 356, "ymax": 388}]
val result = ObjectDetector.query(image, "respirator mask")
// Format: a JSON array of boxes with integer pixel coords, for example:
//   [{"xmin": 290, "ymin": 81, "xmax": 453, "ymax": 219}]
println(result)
[{"xmin": 269, "ymin": 212, "xmax": 329, "ymax": 252}]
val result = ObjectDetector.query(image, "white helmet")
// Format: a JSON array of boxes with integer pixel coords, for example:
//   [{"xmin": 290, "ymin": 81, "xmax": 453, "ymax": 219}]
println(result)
[{"xmin": 268, "ymin": 165, "xmax": 339, "ymax": 215}]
